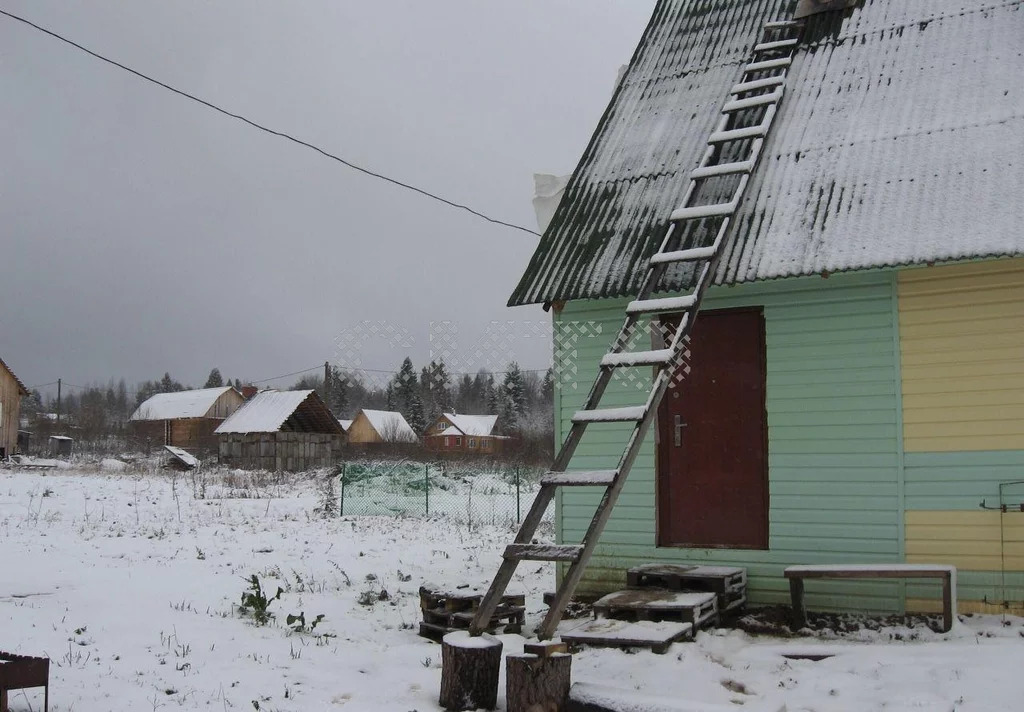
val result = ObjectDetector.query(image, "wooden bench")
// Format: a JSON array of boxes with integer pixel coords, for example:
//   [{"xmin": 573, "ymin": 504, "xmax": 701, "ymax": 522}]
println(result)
[{"xmin": 784, "ymin": 564, "xmax": 957, "ymax": 633}]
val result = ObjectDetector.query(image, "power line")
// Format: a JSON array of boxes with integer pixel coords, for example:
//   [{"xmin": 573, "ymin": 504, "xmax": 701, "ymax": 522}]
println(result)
[
  {"xmin": 250, "ymin": 365, "xmax": 323, "ymax": 384},
  {"xmin": 0, "ymin": 8, "xmax": 541, "ymax": 238}
]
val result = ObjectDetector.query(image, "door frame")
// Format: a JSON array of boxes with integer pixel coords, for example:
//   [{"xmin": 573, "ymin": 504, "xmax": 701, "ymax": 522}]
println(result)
[{"xmin": 654, "ymin": 305, "xmax": 770, "ymax": 549}]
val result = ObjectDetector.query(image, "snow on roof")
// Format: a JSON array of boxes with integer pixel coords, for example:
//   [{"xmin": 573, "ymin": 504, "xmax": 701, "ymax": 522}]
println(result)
[
  {"xmin": 339, "ymin": 419, "xmax": 353, "ymax": 432},
  {"xmin": 130, "ymin": 387, "xmax": 236, "ymax": 421},
  {"xmin": 509, "ymin": 0, "xmax": 1024, "ymax": 306},
  {"xmin": 216, "ymin": 390, "xmax": 320, "ymax": 434},
  {"xmin": 442, "ymin": 414, "xmax": 499, "ymax": 437},
  {"xmin": 360, "ymin": 409, "xmax": 418, "ymax": 442},
  {"xmin": 0, "ymin": 357, "xmax": 29, "ymax": 395}
]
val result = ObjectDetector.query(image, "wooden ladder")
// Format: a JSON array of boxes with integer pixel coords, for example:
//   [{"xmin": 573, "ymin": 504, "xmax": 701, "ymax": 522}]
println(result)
[{"xmin": 470, "ymin": 18, "xmax": 804, "ymax": 641}]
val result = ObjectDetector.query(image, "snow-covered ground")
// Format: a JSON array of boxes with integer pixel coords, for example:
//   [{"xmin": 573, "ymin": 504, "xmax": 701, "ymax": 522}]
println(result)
[{"xmin": 2, "ymin": 467, "xmax": 1023, "ymax": 711}]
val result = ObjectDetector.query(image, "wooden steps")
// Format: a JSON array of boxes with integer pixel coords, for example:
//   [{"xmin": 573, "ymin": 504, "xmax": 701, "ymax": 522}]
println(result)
[{"xmin": 557, "ymin": 618, "xmax": 693, "ymax": 655}]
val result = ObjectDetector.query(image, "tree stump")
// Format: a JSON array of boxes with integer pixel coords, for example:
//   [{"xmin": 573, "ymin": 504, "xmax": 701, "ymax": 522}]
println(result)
[
  {"xmin": 440, "ymin": 631, "xmax": 503, "ymax": 711},
  {"xmin": 506, "ymin": 642, "xmax": 572, "ymax": 712}
]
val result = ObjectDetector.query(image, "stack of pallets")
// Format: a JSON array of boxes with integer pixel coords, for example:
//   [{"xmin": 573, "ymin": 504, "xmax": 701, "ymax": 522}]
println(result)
[
  {"xmin": 418, "ymin": 585, "xmax": 525, "ymax": 642},
  {"xmin": 558, "ymin": 564, "xmax": 747, "ymax": 654}
]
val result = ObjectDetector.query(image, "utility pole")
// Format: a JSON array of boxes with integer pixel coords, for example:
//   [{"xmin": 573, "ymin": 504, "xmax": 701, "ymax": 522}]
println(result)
[
  {"xmin": 324, "ymin": 361, "xmax": 331, "ymax": 413},
  {"xmin": 56, "ymin": 378, "xmax": 62, "ymax": 427}
]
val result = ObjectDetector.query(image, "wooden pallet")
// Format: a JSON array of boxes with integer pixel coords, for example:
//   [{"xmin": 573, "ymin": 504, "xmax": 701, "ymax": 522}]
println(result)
[
  {"xmin": 593, "ymin": 589, "xmax": 718, "ymax": 629},
  {"xmin": 558, "ymin": 618, "xmax": 693, "ymax": 655},
  {"xmin": 627, "ymin": 564, "xmax": 747, "ymax": 615},
  {"xmin": 418, "ymin": 585, "xmax": 525, "ymax": 642}
]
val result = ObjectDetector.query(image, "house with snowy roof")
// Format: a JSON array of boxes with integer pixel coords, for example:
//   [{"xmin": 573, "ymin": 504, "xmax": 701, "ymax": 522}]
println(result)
[
  {"xmin": 346, "ymin": 409, "xmax": 419, "ymax": 445},
  {"xmin": 424, "ymin": 413, "xmax": 509, "ymax": 455},
  {"xmin": 0, "ymin": 357, "xmax": 29, "ymax": 458},
  {"xmin": 129, "ymin": 386, "xmax": 244, "ymax": 452},
  {"xmin": 510, "ymin": 0, "xmax": 1024, "ymax": 616},
  {"xmin": 216, "ymin": 389, "xmax": 344, "ymax": 470}
]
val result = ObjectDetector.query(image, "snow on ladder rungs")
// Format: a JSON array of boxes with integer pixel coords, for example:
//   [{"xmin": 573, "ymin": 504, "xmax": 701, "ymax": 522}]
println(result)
[
  {"xmin": 754, "ymin": 38, "xmax": 798, "ymax": 52},
  {"xmin": 691, "ymin": 161, "xmax": 753, "ymax": 179},
  {"xmin": 626, "ymin": 294, "xmax": 697, "ymax": 315},
  {"xmin": 744, "ymin": 57, "xmax": 792, "ymax": 73},
  {"xmin": 732, "ymin": 76, "xmax": 785, "ymax": 94},
  {"xmin": 541, "ymin": 470, "xmax": 618, "ymax": 487},
  {"xmin": 723, "ymin": 88, "xmax": 782, "ymax": 113},
  {"xmin": 708, "ymin": 124, "xmax": 768, "ymax": 144},
  {"xmin": 601, "ymin": 348, "xmax": 674, "ymax": 368},
  {"xmin": 504, "ymin": 543, "xmax": 583, "ymax": 562},
  {"xmin": 572, "ymin": 405, "xmax": 647, "ymax": 423},
  {"xmin": 649, "ymin": 245, "xmax": 718, "ymax": 265},
  {"xmin": 671, "ymin": 202, "xmax": 737, "ymax": 221}
]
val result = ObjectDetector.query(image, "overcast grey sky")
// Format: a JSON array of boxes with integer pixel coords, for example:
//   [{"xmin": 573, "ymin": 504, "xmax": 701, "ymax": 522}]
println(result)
[{"xmin": 1, "ymin": 0, "xmax": 655, "ymax": 394}]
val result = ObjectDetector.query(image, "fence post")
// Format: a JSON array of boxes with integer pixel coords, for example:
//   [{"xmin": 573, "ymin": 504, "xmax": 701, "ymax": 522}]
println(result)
[
  {"xmin": 515, "ymin": 465, "xmax": 521, "ymax": 523},
  {"xmin": 424, "ymin": 463, "xmax": 430, "ymax": 516},
  {"xmin": 339, "ymin": 463, "xmax": 346, "ymax": 517}
]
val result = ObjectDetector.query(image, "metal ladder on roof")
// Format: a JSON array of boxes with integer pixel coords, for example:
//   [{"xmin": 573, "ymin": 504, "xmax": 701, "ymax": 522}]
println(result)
[{"xmin": 469, "ymin": 18, "xmax": 804, "ymax": 641}]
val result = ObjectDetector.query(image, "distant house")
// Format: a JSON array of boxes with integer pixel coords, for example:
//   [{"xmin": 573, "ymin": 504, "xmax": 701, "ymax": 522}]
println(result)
[
  {"xmin": 424, "ymin": 413, "xmax": 507, "ymax": 454},
  {"xmin": 346, "ymin": 409, "xmax": 418, "ymax": 445},
  {"xmin": 216, "ymin": 390, "xmax": 344, "ymax": 470},
  {"xmin": 0, "ymin": 357, "xmax": 29, "ymax": 457},
  {"xmin": 129, "ymin": 387, "xmax": 245, "ymax": 452}
]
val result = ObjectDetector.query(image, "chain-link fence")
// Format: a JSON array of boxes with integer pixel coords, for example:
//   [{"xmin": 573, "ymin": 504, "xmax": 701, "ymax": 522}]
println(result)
[{"xmin": 336, "ymin": 460, "xmax": 550, "ymax": 526}]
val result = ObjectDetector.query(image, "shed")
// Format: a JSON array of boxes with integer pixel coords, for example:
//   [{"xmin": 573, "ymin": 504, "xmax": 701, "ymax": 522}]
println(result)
[
  {"xmin": 346, "ymin": 409, "xmax": 419, "ymax": 445},
  {"xmin": 511, "ymin": 0, "xmax": 1024, "ymax": 616},
  {"xmin": 48, "ymin": 435, "xmax": 73, "ymax": 457},
  {"xmin": 130, "ymin": 387, "xmax": 244, "ymax": 452},
  {"xmin": 216, "ymin": 390, "xmax": 344, "ymax": 471},
  {"xmin": 0, "ymin": 357, "xmax": 29, "ymax": 458},
  {"xmin": 424, "ymin": 414, "xmax": 509, "ymax": 454}
]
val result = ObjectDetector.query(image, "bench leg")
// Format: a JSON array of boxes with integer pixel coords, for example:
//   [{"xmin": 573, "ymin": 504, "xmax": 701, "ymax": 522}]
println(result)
[
  {"xmin": 789, "ymin": 578, "xmax": 806, "ymax": 630},
  {"xmin": 1, "ymin": 689, "xmax": 8, "ymax": 712},
  {"xmin": 941, "ymin": 574, "xmax": 953, "ymax": 633}
]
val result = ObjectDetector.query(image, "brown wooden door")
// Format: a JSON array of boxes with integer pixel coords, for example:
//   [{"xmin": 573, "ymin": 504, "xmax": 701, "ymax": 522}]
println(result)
[{"xmin": 658, "ymin": 308, "xmax": 768, "ymax": 549}]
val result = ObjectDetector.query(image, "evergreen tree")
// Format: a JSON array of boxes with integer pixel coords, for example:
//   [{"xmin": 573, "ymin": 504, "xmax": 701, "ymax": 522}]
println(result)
[
  {"xmin": 391, "ymin": 357, "xmax": 425, "ymax": 433},
  {"xmin": 540, "ymin": 367, "xmax": 555, "ymax": 404},
  {"xmin": 499, "ymin": 362, "xmax": 527, "ymax": 432},
  {"xmin": 204, "ymin": 368, "xmax": 224, "ymax": 388}
]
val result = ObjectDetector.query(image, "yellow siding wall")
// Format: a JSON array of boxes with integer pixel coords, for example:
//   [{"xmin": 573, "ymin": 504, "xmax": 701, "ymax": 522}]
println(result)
[
  {"xmin": 905, "ymin": 510, "xmax": 1024, "ymax": 571},
  {"xmin": 346, "ymin": 413, "xmax": 382, "ymax": 444},
  {"xmin": 898, "ymin": 258, "xmax": 1024, "ymax": 452}
]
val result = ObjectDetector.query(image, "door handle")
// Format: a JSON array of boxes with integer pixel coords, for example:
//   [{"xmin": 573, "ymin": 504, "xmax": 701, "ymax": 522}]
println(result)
[{"xmin": 674, "ymin": 415, "xmax": 687, "ymax": 447}]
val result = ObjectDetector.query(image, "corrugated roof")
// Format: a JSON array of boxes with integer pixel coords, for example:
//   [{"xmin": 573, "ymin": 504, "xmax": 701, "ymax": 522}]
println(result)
[
  {"xmin": 359, "ymin": 409, "xmax": 418, "ymax": 442},
  {"xmin": 0, "ymin": 357, "xmax": 29, "ymax": 396},
  {"xmin": 215, "ymin": 390, "xmax": 343, "ymax": 434},
  {"xmin": 130, "ymin": 387, "xmax": 235, "ymax": 421},
  {"xmin": 509, "ymin": 0, "xmax": 1024, "ymax": 306}
]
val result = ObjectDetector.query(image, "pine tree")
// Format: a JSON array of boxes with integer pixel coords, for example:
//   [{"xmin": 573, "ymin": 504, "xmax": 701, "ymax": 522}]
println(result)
[
  {"xmin": 391, "ymin": 358, "xmax": 426, "ymax": 433},
  {"xmin": 540, "ymin": 367, "xmax": 555, "ymax": 404},
  {"xmin": 499, "ymin": 362, "xmax": 527, "ymax": 432},
  {"xmin": 204, "ymin": 368, "xmax": 224, "ymax": 388}
]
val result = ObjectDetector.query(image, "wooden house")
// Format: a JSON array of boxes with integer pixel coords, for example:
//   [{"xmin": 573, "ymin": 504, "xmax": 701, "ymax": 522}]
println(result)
[
  {"xmin": 129, "ymin": 386, "xmax": 244, "ymax": 452},
  {"xmin": 509, "ymin": 0, "xmax": 1024, "ymax": 615},
  {"xmin": 216, "ymin": 390, "xmax": 344, "ymax": 470},
  {"xmin": 424, "ymin": 413, "xmax": 508, "ymax": 454},
  {"xmin": 345, "ymin": 409, "xmax": 419, "ymax": 445},
  {"xmin": 0, "ymin": 357, "xmax": 29, "ymax": 457}
]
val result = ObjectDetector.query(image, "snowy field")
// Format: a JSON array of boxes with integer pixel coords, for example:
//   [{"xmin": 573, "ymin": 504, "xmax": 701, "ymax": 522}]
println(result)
[{"xmin": 2, "ymin": 467, "xmax": 1024, "ymax": 711}]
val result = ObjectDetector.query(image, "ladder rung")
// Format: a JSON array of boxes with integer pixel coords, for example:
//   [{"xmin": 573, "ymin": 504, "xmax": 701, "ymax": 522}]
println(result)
[
  {"xmin": 708, "ymin": 124, "xmax": 767, "ymax": 144},
  {"xmin": 744, "ymin": 57, "xmax": 792, "ymax": 73},
  {"xmin": 541, "ymin": 470, "xmax": 618, "ymax": 487},
  {"xmin": 649, "ymin": 246, "xmax": 717, "ymax": 265},
  {"xmin": 691, "ymin": 160, "xmax": 753, "ymax": 179},
  {"xmin": 763, "ymin": 20, "xmax": 803, "ymax": 29},
  {"xmin": 572, "ymin": 405, "xmax": 647, "ymax": 423},
  {"xmin": 626, "ymin": 294, "xmax": 697, "ymax": 315},
  {"xmin": 601, "ymin": 348, "xmax": 674, "ymax": 367},
  {"xmin": 671, "ymin": 201, "xmax": 737, "ymax": 221},
  {"xmin": 723, "ymin": 88, "xmax": 782, "ymax": 113},
  {"xmin": 754, "ymin": 38, "xmax": 798, "ymax": 53},
  {"xmin": 732, "ymin": 76, "xmax": 785, "ymax": 94},
  {"xmin": 504, "ymin": 543, "xmax": 582, "ymax": 562}
]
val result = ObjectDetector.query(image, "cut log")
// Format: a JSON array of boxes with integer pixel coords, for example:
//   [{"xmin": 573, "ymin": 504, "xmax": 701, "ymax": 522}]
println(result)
[
  {"xmin": 506, "ymin": 652, "xmax": 572, "ymax": 712},
  {"xmin": 440, "ymin": 631, "xmax": 503, "ymax": 711}
]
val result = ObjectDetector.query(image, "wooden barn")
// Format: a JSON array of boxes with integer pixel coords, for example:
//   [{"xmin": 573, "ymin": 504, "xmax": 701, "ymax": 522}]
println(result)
[
  {"xmin": 346, "ymin": 409, "xmax": 419, "ymax": 445},
  {"xmin": 424, "ymin": 413, "xmax": 508, "ymax": 455},
  {"xmin": 0, "ymin": 357, "xmax": 29, "ymax": 458},
  {"xmin": 507, "ymin": 0, "xmax": 1024, "ymax": 616},
  {"xmin": 129, "ymin": 386, "xmax": 244, "ymax": 452},
  {"xmin": 216, "ymin": 390, "xmax": 344, "ymax": 470}
]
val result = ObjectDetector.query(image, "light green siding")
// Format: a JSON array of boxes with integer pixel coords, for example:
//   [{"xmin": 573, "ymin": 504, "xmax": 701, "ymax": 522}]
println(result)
[{"xmin": 554, "ymin": 271, "xmax": 904, "ymax": 612}]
